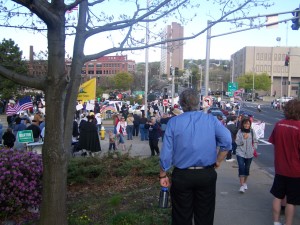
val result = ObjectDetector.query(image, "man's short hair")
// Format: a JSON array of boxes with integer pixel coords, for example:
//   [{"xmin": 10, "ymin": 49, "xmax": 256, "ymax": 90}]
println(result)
[{"xmin": 179, "ymin": 89, "xmax": 199, "ymax": 112}]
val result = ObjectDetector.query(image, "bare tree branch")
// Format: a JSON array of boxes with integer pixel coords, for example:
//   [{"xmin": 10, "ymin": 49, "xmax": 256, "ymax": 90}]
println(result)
[{"xmin": 0, "ymin": 65, "xmax": 46, "ymax": 90}]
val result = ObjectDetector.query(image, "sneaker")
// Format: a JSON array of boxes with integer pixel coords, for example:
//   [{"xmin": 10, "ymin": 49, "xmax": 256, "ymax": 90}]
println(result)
[
  {"xmin": 239, "ymin": 186, "xmax": 245, "ymax": 193},
  {"xmin": 243, "ymin": 183, "xmax": 248, "ymax": 190},
  {"xmin": 226, "ymin": 158, "xmax": 235, "ymax": 162}
]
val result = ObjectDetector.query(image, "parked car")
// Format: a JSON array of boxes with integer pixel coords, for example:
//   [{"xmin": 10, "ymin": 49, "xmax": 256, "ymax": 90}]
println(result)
[
  {"xmin": 276, "ymin": 97, "xmax": 294, "ymax": 103},
  {"xmin": 209, "ymin": 110, "xmax": 227, "ymax": 122}
]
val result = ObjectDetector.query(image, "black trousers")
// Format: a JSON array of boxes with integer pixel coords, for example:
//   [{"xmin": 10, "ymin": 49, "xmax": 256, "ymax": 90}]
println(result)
[
  {"xmin": 171, "ymin": 167, "xmax": 217, "ymax": 225},
  {"xmin": 132, "ymin": 124, "xmax": 139, "ymax": 136},
  {"xmin": 149, "ymin": 139, "xmax": 159, "ymax": 156}
]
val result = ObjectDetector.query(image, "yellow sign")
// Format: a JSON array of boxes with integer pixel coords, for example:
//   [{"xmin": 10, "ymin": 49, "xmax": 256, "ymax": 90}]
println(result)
[{"xmin": 77, "ymin": 78, "xmax": 96, "ymax": 101}]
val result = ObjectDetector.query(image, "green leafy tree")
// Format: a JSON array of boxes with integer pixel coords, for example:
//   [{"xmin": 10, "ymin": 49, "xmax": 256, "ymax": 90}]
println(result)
[
  {"xmin": 113, "ymin": 72, "xmax": 133, "ymax": 90},
  {"xmin": 0, "ymin": 1, "xmax": 272, "ymax": 224},
  {"xmin": 0, "ymin": 39, "xmax": 27, "ymax": 99},
  {"xmin": 237, "ymin": 72, "xmax": 271, "ymax": 92}
]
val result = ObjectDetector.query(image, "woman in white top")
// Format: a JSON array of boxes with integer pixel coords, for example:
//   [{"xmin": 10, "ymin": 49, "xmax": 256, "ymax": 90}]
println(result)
[{"xmin": 116, "ymin": 116, "xmax": 127, "ymax": 151}]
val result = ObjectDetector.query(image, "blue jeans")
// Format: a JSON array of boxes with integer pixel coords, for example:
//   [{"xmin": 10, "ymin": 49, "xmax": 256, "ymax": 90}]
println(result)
[
  {"xmin": 139, "ymin": 124, "xmax": 146, "ymax": 141},
  {"xmin": 126, "ymin": 125, "xmax": 133, "ymax": 140},
  {"xmin": 236, "ymin": 155, "xmax": 252, "ymax": 177}
]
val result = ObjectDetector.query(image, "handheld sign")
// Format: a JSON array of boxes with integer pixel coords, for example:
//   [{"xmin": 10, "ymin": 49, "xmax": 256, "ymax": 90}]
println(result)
[{"xmin": 17, "ymin": 130, "xmax": 34, "ymax": 143}]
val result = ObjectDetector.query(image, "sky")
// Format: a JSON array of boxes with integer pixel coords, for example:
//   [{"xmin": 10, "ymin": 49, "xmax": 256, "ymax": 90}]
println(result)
[{"xmin": 0, "ymin": 0, "xmax": 299, "ymax": 63}]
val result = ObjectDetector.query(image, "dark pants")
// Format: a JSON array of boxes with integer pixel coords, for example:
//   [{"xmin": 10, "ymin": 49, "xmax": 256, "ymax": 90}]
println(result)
[
  {"xmin": 226, "ymin": 142, "xmax": 237, "ymax": 159},
  {"xmin": 171, "ymin": 167, "xmax": 217, "ymax": 225},
  {"xmin": 132, "ymin": 124, "xmax": 139, "ymax": 136},
  {"xmin": 149, "ymin": 139, "xmax": 159, "ymax": 156},
  {"xmin": 109, "ymin": 143, "xmax": 116, "ymax": 150}
]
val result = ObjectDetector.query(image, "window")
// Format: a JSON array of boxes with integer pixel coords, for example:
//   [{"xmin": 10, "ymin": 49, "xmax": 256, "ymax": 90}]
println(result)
[
  {"xmin": 260, "ymin": 53, "xmax": 263, "ymax": 60},
  {"xmin": 88, "ymin": 64, "xmax": 94, "ymax": 68},
  {"xmin": 274, "ymin": 54, "xmax": 277, "ymax": 61},
  {"xmin": 264, "ymin": 53, "xmax": 267, "ymax": 61},
  {"xmin": 96, "ymin": 63, "xmax": 102, "ymax": 68},
  {"xmin": 268, "ymin": 54, "xmax": 272, "ymax": 60},
  {"xmin": 278, "ymin": 54, "xmax": 281, "ymax": 61},
  {"xmin": 256, "ymin": 53, "xmax": 260, "ymax": 60}
]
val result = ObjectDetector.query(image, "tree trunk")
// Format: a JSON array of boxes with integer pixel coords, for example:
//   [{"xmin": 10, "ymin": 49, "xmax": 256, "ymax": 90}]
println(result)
[{"xmin": 38, "ymin": 17, "xmax": 73, "ymax": 225}]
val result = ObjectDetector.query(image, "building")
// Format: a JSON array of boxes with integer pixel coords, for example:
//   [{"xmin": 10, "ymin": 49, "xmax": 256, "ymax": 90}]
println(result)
[
  {"xmin": 231, "ymin": 46, "xmax": 300, "ymax": 98},
  {"xmin": 80, "ymin": 55, "xmax": 136, "ymax": 82},
  {"xmin": 160, "ymin": 22, "xmax": 184, "ymax": 77}
]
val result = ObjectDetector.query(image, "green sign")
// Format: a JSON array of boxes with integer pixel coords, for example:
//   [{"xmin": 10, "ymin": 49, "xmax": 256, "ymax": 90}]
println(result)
[
  {"xmin": 228, "ymin": 82, "xmax": 238, "ymax": 97},
  {"xmin": 17, "ymin": 130, "xmax": 34, "ymax": 143}
]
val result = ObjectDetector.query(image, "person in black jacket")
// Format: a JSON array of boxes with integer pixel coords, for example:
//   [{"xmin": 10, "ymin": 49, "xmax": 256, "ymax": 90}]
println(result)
[
  {"xmin": 2, "ymin": 128, "xmax": 16, "ymax": 148},
  {"xmin": 132, "ymin": 112, "xmax": 141, "ymax": 137},
  {"xmin": 144, "ymin": 116, "xmax": 160, "ymax": 156},
  {"xmin": 226, "ymin": 116, "xmax": 238, "ymax": 161}
]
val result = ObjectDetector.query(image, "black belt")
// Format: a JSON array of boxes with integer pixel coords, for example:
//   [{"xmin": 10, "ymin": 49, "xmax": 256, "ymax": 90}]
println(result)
[{"xmin": 176, "ymin": 164, "xmax": 215, "ymax": 170}]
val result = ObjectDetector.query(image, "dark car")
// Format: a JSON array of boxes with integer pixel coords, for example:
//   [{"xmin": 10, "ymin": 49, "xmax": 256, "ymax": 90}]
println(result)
[{"xmin": 209, "ymin": 110, "xmax": 227, "ymax": 122}]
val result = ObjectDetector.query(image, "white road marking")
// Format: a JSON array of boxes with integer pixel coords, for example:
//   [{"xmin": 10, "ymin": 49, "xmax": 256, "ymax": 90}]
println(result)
[{"xmin": 258, "ymin": 139, "xmax": 272, "ymax": 145}]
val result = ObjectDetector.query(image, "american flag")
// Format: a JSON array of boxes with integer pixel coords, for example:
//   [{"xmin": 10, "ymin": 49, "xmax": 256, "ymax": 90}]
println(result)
[{"xmin": 6, "ymin": 96, "xmax": 33, "ymax": 115}]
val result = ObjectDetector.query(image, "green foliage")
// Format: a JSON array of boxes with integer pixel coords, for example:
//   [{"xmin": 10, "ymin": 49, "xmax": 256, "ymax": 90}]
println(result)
[
  {"xmin": 237, "ymin": 72, "xmax": 271, "ymax": 92},
  {"xmin": 67, "ymin": 154, "xmax": 160, "ymax": 185},
  {"xmin": 108, "ymin": 194, "xmax": 122, "ymax": 208},
  {"xmin": 112, "ymin": 72, "xmax": 134, "ymax": 91},
  {"xmin": 0, "ymin": 39, "xmax": 28, "ymax": 99},
  {"xmin": 67, "ymin": 157, "xmax": 105, "ymax": 184}
]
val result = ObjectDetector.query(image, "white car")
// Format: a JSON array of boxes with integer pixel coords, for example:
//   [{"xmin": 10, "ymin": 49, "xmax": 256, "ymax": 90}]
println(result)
[{"xmin": 276, "ymin": 97, "xmax": 294, "ymax": 103}]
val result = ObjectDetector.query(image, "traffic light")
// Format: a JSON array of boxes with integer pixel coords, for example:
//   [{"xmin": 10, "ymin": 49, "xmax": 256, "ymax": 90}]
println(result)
[
  {"xmin": 291, "ymin": 8, "xmax": 299, "ymax": 30},
  {"xmin": 175, "ymin": 67, "xmax": 179, "ymax": 76},
  {"xmin": 284, "ymin": 54, "xmax": 290, "ymax": 66}
]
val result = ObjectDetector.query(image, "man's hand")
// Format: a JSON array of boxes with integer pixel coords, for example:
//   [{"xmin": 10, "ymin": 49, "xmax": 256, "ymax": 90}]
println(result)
[{"xmin": 160, "ymin": 176, "xmax": 170, "ymax": 187}]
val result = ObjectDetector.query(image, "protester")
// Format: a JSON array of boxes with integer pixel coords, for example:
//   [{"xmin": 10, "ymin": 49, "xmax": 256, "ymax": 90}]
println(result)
[
  {"xmin": 126, "ymin": 113, "xmax": 134, "ymax": 140},
  {"xmin": 139, "ymin": 113, "xmax": 148, "ymax": 141},
  {"xmin": 77, "ymin": 115, "xmax": 101, "ymax": 154},
  {"xmin": 26, "ymin": 120, "xmax": 41, "ymax": 142},
  {"xmin": 159, "ymin": 88, "xmax": 231, "ymax": 225},
  {"xmin": 132, "ymin": 112, "xmax": 141, "ymax": 137},
  {"xmin": 144, "ymin": 116, "xmax": 160, "ymax": 156},
  {"xmin": 13, "ymin": 117, "xmax": 27, "ymax": 136},
  {"xmin": 2, "ymin": 128, "xmax": 16, "ymax": 148},
  {"xmin": 226, "ymin": 115, "xmax": 238, "ymax": 161},
  {"xmin": 235, "ymin": 117, "xmax": 258, "ymax": 193},
  {"xmin": 269, "ymin": 99, "xmax": 300, "ymax": 225},
  {"xmin": 116, "ymin": 116, "xmax": 127, "ymax": 151}
]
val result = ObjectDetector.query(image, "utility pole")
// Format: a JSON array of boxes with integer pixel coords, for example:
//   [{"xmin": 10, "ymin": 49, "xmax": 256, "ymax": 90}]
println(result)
[{"xmin": 204, "ymin": 21, "xmax": 211, "ymax": 96}]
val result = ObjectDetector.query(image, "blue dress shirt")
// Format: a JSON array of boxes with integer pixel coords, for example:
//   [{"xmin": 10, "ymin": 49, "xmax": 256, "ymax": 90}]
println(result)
[{"xmin": 160, "ymin": 111, "xmax": 232, "ymax": 171}]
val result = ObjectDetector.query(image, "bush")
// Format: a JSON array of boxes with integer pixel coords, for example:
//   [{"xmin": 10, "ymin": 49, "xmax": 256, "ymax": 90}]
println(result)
[{"xmin": 0, "ymin": 149, "xmax": 43, "ymax": 218}]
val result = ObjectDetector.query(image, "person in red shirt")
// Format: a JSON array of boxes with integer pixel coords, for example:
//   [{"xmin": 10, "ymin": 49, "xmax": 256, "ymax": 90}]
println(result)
[{"xmin": 269, "ymin": 99, "xmax": 300, "ymax": 225}]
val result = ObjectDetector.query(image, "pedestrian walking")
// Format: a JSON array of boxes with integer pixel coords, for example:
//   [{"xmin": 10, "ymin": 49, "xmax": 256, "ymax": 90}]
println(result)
[
  {"xmin": 145, "ymin": 116, "xmax": 160, "ymax": 156},
  {"xmin": 159, "ymin": 88, "xmax": 231, "ymax": 225},
  {"xmin": 235, "ymin": 117, "xmax": 258, "ymax": 193},
  {"xmin": 269, "ymin": 99, "xmax": 300, "ymax": 225},
  {"xmin": 116, "ymin": 116, "xmax": 127, "ymax": 151}
]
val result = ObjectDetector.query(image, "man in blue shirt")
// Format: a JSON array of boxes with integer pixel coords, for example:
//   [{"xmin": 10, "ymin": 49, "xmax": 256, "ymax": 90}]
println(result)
[{"xmin": 159, "ymin": 88, "xmax": 231, "ymax": 225}]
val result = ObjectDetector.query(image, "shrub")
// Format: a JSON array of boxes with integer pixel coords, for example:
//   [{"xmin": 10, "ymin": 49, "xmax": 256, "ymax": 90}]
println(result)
[{"xmin": 0, "ymin": 148, "xmax": 43, "ymax": 219}]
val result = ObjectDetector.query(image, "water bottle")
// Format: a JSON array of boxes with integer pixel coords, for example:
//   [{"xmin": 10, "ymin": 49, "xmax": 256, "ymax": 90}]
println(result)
[{"xmin": 158, "ymin": 187, "xmax": 169, "ymax": 208}]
